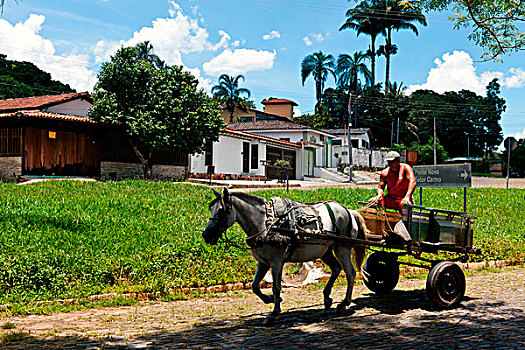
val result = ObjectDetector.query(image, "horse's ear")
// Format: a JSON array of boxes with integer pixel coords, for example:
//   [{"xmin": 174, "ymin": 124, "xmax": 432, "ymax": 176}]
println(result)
[
  {"xmin": 212, "ymin": 189, "xmax": 221, "ymax": 198},
  {"xmin": 223, "ymin": 187, "xmax": 230, "ymax": 205}
]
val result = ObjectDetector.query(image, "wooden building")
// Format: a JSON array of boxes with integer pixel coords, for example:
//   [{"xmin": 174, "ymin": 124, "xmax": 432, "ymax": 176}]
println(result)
[{"xmin": 0, "ymin": 93, "xmax": 187, "ymax": 181}]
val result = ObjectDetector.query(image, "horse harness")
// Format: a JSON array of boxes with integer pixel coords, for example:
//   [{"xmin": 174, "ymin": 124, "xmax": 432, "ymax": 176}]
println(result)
[{"xmin": 245, "ymin": 197, "xmax": 344, "ymax": 258}]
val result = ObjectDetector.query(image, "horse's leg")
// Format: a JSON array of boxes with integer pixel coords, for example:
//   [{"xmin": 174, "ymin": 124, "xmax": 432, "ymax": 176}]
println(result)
[
  {"xmin": 252, "ymin": 262, "xmax": 273, "ymax": 304},
  {"xmin": 333, "ymin": 245, "xmax": 357, "ymax": 315},
  {"xmin": 320, "ymin": 249, "xmax": 342, "ymax": 310},
  {"xmin": 263, "ymin": 260, "xmax": 284, "ymax": 325}
]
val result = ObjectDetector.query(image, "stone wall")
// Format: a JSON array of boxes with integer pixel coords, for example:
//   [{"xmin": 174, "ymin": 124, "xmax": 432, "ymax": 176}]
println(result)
[
  {"xmin": 0, "ymin": 157, "xmax": 22, "ymax": 182},
  {"xmin": 100, "ymin": 162, "xmax": 186, "ymax": 181},
  {"xmin": 350, "ymin": 149, "xmax": 388, "ymax": 168}
]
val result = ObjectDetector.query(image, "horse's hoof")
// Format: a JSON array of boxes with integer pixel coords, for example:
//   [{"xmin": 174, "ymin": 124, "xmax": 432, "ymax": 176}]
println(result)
[
  {"xmin": 335, "ymin": 304, "xmax": 347, "ymax": 315},
  {"xmin": 263, "ymin": 312, "xmax": 280, "ymax": 326},
  {"xmin": 324, "ymin": 297, "xmax": 333, "ymax": 310}
]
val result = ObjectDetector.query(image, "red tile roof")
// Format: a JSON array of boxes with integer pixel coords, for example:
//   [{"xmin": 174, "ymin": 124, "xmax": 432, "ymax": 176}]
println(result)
[
  {"xmin": 0, "ymin": 110, "xmax": 98, "ymax": 124},
  {"xmin": 261, "ymin": 98, "xmax": 298, "ymax": 106},
  {"xmin": 228, "ymin": 120, "xmax": 309, "ymax": 131},
  {"xmin": 223, "ymin": 128, "xmax": 301, "ymax": 148},
  {"xmin": 0, "ymin": 92, "xmax": 91, "ymax": 113}
]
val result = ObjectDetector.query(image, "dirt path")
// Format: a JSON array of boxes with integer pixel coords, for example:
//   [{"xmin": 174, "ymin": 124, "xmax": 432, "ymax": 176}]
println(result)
[{"xmin": 1, "ymin": 265, "xmax": 523, "ymax": 349}]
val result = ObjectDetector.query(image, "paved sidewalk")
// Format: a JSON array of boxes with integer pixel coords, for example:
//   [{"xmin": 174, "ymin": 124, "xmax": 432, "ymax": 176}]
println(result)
[{"xmin": 1, "ymin": 265, "xmax": 523, "ymax": 349}]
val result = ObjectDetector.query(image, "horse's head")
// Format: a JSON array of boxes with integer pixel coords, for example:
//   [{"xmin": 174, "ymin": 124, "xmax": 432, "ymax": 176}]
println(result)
[{"xmin": 202, "ymin": 188, "xmax": 235, "ymax": 245}]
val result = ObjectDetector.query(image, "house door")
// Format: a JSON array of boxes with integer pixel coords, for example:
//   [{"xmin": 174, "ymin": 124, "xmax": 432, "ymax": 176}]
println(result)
[{"xmin": 242, "ymin": 142, "xmax": 250, "ymax": 173}]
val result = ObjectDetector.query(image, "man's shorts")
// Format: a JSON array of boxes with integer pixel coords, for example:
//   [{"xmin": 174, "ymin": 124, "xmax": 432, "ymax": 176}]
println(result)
[{"xmin": 384, "ymin": 195, "xmax": 413, "ymax": 212}]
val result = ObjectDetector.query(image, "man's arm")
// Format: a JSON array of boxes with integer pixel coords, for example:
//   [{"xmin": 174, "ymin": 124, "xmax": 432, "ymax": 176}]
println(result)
[{"xmin": 402, "ymin": 165, "xmax": 417, "ymax": 204}]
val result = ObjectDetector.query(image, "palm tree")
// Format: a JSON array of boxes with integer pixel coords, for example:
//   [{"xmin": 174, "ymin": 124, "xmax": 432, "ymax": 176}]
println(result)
[
  {"xmin": 336, "ymin": 52, "xmax": 372, "ymax": 94},
  {"xmin": 301, "ymin": 51, "xmax": 336, "ymax": 109},
  {"xmin": 211, "ymin": 74, "xmax": 251, "ymax": 123},
  {"xmin": 135, "ymin": 41, "xmax": 164, "ymax": 69},
  {"xmin": 378, "ymin": 0, "xmax": 427, "ymax": 92},
  {"xmin": 340, "ymin": 0, "xmax": 386, "ymax": 87}
]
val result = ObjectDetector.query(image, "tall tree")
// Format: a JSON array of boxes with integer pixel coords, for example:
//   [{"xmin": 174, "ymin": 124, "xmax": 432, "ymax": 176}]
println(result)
[
  {"xmin": 301, "ymin": 51, "xmax": 336, "ymax": 111},
  {"xmin": 377, "ymin": 0, "xmax": 427, "ymax": 92},
  {"xmin": 90, "ymin": 46, "xmax": 224, "ymax": 178},
  {"xmin": 135, "ymin": 41, "xmax": 164, "ymax": 69},
  {"xmin": 420, "ymin": 0, "xmax": 525, "ymax": 61},
  {"xmin": 211, "ymin": 74, "xmax": 251, "ymax": 123},
  {"xmin": 336, "ymin": 51, "xmax": 372, "ymax": 94},
  {"xmin": 340, "ymin": 0, "xmax": 386, "ymax": 87}
]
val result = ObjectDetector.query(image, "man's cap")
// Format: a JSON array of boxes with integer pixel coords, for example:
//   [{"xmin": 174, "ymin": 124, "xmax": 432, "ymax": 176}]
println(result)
[{"xmin": 386, "ymin": 151, "xmax": 401, "ymax": 162}]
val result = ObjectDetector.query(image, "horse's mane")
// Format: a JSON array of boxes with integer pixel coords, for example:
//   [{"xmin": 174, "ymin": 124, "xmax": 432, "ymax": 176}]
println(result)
[{"xmin": 232, "ymin": 191, "xmax": 266, "ymax": 205}]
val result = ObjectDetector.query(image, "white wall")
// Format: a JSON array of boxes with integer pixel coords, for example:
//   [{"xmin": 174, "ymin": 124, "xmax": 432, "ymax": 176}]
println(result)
[
  {"xmin": 45, "ymin": 99, "xmax": 92, "ymax": 117},
  {"xmin": 191, "ymin": 135, "xmax": 267, "ymax": 176}
]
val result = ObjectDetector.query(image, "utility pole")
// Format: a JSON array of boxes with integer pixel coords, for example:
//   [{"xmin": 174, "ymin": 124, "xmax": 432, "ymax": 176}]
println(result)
[
  {"xmin": 347, "ymin": 93, "xmax": 353, "ymax": 181},
  {"xmin": 396, "ymin": 117, "xmax": 400, "ymax": 145},
  {"xmin": 433, "ymin": 116, "xmax": 437, "ymax": 165},
  {"xmin": 390, "ymin": 121, "xmax": 394, "ymax": 148}
]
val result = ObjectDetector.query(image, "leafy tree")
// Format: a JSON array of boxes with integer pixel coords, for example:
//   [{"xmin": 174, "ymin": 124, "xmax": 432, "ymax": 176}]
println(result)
[
  {"xmin": 211, "ymin": 74, "xmax": 251, "ymax": 123},
  {"xmin": 340, "ymin": 0, "xmax": 386, "ymax": 87},
  {"xmin": 420, "ymin": 0, "xmax": 525, "ymax": 61},
  {"xmin": 89, "ymin": 46, "xmax": 224, "ymax": 178},
  {"xmin": 376, "ymin": 0, "xmax": 427, "ymax": 92},
  {"xmin": 301, "ymin": 51, "xmax": 336, "ymax": 111},
  {"xmin": 0, "ymin": 54, "xmax": 74, "ymax": 99},
  {"xmin": 336, "ymin": 52, "xmax": 372, "ymax": 94},
  {"xmin": 502, "ymin": 139, "xmax": 525, "ymax": 177}
]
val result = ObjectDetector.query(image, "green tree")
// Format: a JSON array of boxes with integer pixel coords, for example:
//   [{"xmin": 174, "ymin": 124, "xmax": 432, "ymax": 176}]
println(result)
[
  {"xmin": 376, "ymin": 0, "xmax": 427, "ymax": 92},
  {"xmin": 420, "ymin": 0, "xmax": 525, "ymax": 61},
  {"xmin": 211, "ymin": 74, "xmax": 251, "ymax": 123},
  {"xmin": 135, "ymin": 41, "xmax": 165, "ymax": 69},
  {"xmin": 502, "ymin": 139, "xmax": 525, "ymax": 177},
  {"xmin": 89, "ymin": 46, "xmax": 224, "ymax": 178},
  {"xmin": 336, "ymin": 52, "xmax": 372, "ymax": 94},
  {"xmin": 0, "ymin": 54, "xmax": 74, "ymax": 99},
  {"xmin": 340, "ymin": 0, "xmax": 386, "ymax": 87},
  {"xmin": 301, "ymin": 51, "xmax": 336, "ymax": 111}
]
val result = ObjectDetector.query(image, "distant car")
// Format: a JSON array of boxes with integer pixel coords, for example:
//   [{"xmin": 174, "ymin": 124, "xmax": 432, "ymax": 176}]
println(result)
[{"xmin": 509, "ymin": 171, "xmax": 520, "ymax": 178}]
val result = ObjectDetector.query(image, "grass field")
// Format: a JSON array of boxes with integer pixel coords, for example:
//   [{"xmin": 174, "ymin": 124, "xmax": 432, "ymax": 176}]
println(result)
[{"xmin": 0, "ymin": 181, "xmax": 523, "ymax": 311}]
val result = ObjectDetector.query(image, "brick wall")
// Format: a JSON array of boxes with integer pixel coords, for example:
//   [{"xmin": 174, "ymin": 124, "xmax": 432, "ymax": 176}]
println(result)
[
  {"xmin": 0, "ymin": 156, "xmax": 22, "ymax": 182},
  {"xmin": 100, "ymin": 161, "xmax": 186, "ymax": 181}
]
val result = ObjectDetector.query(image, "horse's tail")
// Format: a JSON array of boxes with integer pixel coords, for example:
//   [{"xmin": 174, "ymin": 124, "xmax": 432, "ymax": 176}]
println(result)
[{"xmin": 350, "ymin": 210, "xmax": 369, "ymax": 271}]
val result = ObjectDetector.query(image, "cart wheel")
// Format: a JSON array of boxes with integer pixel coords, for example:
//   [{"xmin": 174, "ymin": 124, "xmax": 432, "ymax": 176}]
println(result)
[
  {"xmin": 362, "ymin": 251, "xmax": 399, "ymax": 294},
  {"xmin": 426, "ymin": 261, "xmax": 465, "ymax": 309}
]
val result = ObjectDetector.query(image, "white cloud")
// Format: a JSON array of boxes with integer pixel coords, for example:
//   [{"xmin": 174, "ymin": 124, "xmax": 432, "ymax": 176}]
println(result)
[
  {"xmin": 407, "ymin": 50, "xmax": 525, "ymax": 95},
  {"xmin": 311, "ymin": 33, "xmax": 325, "ymax": 43},
  {"xmin": 93, "ymin": 1, "xmax": 234, "ymax": 90},
  {"xmin": 263, "ymin": 30, "xmax": 280, "ymax": 40},
  {"xmin": 203, "ymin": 49, "xmax": 276, "ymax": 76},
  {"xmin": 293, "ymin": 108, "xmax": 302, "ymax": 118},
  {"xmin": 303, "ymin": 36, "xmax": 312, "ymax": 46},
  {"xmin": 0, "ymin": 14, "xmax": 97, "ymax": 91}
]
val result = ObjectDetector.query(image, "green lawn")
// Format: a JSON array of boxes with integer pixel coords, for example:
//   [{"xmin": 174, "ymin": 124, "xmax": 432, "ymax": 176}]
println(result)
[{"xmin": 0, "ymin": 181, "xmax": 523, "ymax": 310}]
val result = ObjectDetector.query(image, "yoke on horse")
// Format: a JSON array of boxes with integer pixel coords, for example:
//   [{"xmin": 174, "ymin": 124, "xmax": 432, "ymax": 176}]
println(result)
[{"xmin": 202, "ymin": 188, "xmax": 369, "ymax": 325}]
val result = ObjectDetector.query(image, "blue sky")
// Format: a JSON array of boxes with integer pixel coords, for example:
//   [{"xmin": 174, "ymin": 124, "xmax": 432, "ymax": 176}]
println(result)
[{"xmin": 1, "ymin": 0, "xmax": 523, "ymax": 143}]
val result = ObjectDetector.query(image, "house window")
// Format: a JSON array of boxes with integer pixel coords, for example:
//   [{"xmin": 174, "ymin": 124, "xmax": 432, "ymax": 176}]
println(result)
[
  {"xmin": 251, "ymin": 144, "xmax": 258, "ymax": 169},
  {"xmin": 332, "ymin": 139, "xmax": 342, "ymax": 146},
  {"xmin": 362, "ymin": 140, "xmax": 369, "ymax": 149},
  {"xmin": 240, "ymin": 117, "xmax": 254, "ymax": 122},
  {"xmin": 205, "ymin": 140, "xmax": 213, "ymax": 166},
  {"xmin": 351, "ymin": 140, "xmax": 358, "ymax": 148},
  {"xmin": 0, "ymin": 127, "xmax": 22, "ymax": 156},
  {"xmin": 320, "ymin": 135, "xmax": 324, "ymax": 141}
]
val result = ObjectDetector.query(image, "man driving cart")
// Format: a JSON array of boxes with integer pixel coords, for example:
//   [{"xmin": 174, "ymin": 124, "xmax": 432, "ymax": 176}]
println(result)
[{"xmin": 370, "ymin": 151, "xmax": 416, "ymax": 212}]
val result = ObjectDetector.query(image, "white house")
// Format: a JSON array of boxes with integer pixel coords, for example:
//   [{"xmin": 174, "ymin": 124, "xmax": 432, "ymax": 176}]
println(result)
[
  {"xmin": 190, "ymin": 128, "xmax": 302, "ymax": 180},
  {"xmin": 321, "ymin": 128, "xmax": 372, "ymax": 166},
  {"xmin": 228, "ymin": 120, "xmax": 336, "ymax": 177}
]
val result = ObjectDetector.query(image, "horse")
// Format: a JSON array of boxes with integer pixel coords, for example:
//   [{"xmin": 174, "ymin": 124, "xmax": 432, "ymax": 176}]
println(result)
[{"xmin": 202, "ymin": 188, "xmax": 369, "ymax": 325}]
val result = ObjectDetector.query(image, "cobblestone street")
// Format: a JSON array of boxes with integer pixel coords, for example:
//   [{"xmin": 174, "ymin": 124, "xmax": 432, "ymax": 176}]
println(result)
[{"xmin": 1, "ymin": 265, "xmax": 523, "ymax": 349}]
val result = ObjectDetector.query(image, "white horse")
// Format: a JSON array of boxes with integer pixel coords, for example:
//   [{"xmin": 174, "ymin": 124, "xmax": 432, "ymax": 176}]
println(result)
[{"xmin": 202, "ymin": 188, "xmax": 369, "ymax": 325}]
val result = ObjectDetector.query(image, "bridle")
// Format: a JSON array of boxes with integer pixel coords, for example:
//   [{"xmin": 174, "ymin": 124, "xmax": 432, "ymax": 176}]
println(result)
[{"xmin": 208, "ymin": 198, "xmax": 250, "ymax": 249}]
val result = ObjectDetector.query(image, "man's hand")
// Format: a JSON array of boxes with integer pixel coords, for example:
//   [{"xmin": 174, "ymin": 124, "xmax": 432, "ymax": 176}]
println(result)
[
  {"xmin": 369, "ymin": 194, "xmax": 383, "ymax": 204},
  {"xmin": 401, "ymin": 197, "xmax": 411, "ymax": 206}
]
